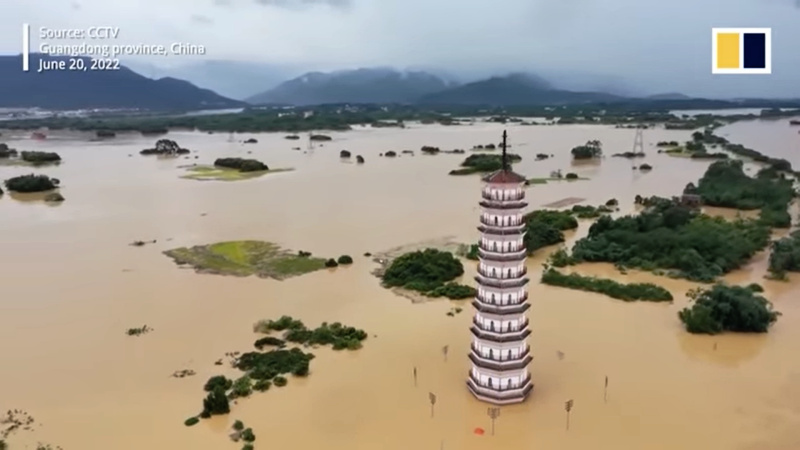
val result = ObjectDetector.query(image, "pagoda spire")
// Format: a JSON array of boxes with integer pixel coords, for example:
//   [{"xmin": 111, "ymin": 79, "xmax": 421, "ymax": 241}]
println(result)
[{"xmin": 501, "ymin": 129, "xmax": 509, "ymax": 171}]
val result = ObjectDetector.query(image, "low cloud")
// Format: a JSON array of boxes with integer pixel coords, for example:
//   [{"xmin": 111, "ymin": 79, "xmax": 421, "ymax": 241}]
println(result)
[
  {"xmin": 252, "ymin": 0, "xmax": 351, "ymax": 9},
  {"xmin": 191, "ymin": 14, "xmax": 214, "ymax": 24}
]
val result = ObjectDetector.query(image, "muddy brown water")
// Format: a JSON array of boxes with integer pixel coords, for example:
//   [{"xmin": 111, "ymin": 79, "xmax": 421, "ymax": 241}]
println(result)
[{"xmin": 1, "ymin": 119, "xmax": 799, "ymax": 449}]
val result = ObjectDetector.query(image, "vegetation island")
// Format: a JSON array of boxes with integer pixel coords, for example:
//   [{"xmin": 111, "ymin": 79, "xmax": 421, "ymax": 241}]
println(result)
[
  {"xmin": 381, "ymin": 249, "xmax": 476, "ymax": 299},
  {"xmin": 662, "ymin": 130, "xmax": 794, "ymax": 174},
  {"xmin": 526, "ymin": 169, "xmax": 588, "ymax": 184},
  {"xmin": 163, "ymin": 241, "xmax": 349, "ymax": 280},
  {"xmin": 551, "ymin": 158, "xmax": 794, "ymax": 282},
  {"xmin": 188, "ymin": 316, "xmax": 366, "ymax": 429},
  {"xmin": 0, "ymin": 145, "xmax": 61, "ymax": 167},
  {"xmin": 181, "ymin": 157, "xmax": 292, "ymax": 181},
  {"xmin": 541, "ymin": 267, "xmax": 673, "ymax": 302},
  {"xmin": 4, "ymin": 174, "xmax": 60, "ymax": 193},
  {"xmin": 570, "ymin": 140, "xmax": 602, "ymax": 160},
  {"xmin": 679, "ymin": 284, "xmax": 779, "ymax": 334},
  {"xmin": 449, "ymin": 153, "xmax": 522, "ymax": 175},
  {"xmin": 140, "ymin": 139, "xmax": 190, "ymax": 155},
  {"xmin": 768, "ymin": 230, "xmax": 800, "ymax": 280}
]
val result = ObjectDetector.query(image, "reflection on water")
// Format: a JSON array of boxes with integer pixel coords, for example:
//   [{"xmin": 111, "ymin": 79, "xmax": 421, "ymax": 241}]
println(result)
[{"xmin": 0, "ymin": 119, "xmax": 799, "ymax": 450}]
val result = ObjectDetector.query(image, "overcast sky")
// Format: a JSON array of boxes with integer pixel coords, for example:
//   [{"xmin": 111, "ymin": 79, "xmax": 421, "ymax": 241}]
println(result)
[{"xmin": 2, "ymin": 0, "xmax": 799, "ymax": 97}]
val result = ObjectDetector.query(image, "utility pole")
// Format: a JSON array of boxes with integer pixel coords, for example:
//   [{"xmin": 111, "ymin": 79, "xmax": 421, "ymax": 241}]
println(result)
[
  {"xmin": 429, "ymin": 392, "xmax": 437, "ymax": 418},
  {"xmin": 633, "ymin": 127, "xmax": 644, "ymax": 155}
]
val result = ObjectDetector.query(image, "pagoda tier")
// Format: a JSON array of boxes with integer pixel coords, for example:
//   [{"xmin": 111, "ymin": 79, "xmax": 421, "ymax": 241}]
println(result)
[{"xmin": 466, "ymin": 131, "xmax": 533, "ymax": 405}]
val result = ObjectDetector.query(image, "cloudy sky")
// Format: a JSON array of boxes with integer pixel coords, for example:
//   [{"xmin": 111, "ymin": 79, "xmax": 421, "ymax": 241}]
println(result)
[{"xmin": 2, "ymin": 0, "xmax": 800, "ymax": 98}]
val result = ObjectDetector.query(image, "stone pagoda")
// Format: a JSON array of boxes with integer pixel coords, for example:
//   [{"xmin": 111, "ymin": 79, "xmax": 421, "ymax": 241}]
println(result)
[{"xmin": 466, "ymin": 130, "xmax": 534, "ymax": 405}]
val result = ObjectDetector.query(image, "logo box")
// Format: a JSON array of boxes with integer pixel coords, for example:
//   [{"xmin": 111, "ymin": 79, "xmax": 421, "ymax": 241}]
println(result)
[{"xmin": 712, "ymin": 28, "xmax": 772, "ymax": 74}]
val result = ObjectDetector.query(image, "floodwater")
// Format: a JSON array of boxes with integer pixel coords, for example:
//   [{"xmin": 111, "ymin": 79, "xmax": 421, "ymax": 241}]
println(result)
[{"xmin": 1, "ymin": 118, "xmax": 799, "ymax": 450}]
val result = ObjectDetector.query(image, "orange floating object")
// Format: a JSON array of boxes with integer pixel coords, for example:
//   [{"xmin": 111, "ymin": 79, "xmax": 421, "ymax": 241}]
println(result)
[{"xmin": 474, "ymin": 427, "xmax": 485, "ymax": 435}]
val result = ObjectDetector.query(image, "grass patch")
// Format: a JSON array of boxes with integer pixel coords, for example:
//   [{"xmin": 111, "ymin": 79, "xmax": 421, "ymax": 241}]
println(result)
[
  {"xmin": 180, "ymin": 165, "xmax": 293, "ymax": 181},
  {"xmin": 164, "ymin": 241, "xmax": 328, "ymax": 280}
]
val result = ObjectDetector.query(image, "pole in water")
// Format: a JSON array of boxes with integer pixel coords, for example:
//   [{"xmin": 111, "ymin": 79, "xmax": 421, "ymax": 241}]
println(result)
[
  {"xmin": 565, "ymin": 399, "xmax": 574, "ymax": 431},
  {"xmin": 487, "ymin": 407, "xmax": 500, "ymax": 435}
]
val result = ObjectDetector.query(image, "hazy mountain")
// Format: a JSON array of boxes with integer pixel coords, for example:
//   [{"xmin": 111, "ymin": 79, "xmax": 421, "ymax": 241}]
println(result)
[
  {"xmin": 646, "ymin": 92, "xmax": 693, "ymax": 100},
  {"xmin": 247, "ymin": 67, "xmax": 457, "ymax": 105},
  {"xmin": 0, "ymin": 54, "xmax": 243, "ymax": 111},
  {"xmin": 123, "ymin": 59, "xmax": 299, "ymax": 100},
  {"xmin": 417, "ymin": 73, "xmax": 624, "ymax": 106}
]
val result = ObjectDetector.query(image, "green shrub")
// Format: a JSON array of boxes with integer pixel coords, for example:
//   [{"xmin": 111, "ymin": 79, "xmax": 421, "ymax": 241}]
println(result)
[
  {"xmin": 324, "ymin": 258, "xmax": 338, "ymax": 267},
  {"xmin": 570, "ymin": 141, "xmax": 602, "ymax": 159},
  {"xmin": 382, "ymin": 249, "xmax": 463, "ymax": 290},
  {"xmin": 230, "ymin": 376, "xmax": 252, "ymax": 398},
  {"xmin": 541, "ymin": 268, "xmax": 673, "ymax": 302},
  {"xmin": 232, "ymin": 420, "xmax": 244, "ymax": 431},
  {"xmin": 695, "ymin": 160, "xmax": 795, "ymax": 229},
  {"xmin": 273, "ymin": 376, "xmax": 288, "ymax": 387},
  {"xmin": 337, "ymin": 255, "xmax": 353, "ymax": 264},
  {"xmin": 454, "ymin": 153, "xmax": 522, "ymax": 173},
  {"xmin": 768, "ymin": 230, "xmax": 800, "ymax": 278},
  {"xmin": 140, "ymin": 138, "xmax": 187, "ymax": 154},
  {"xmin": 20, "ymin": 150, "xmax": 61, "ymax": 164},
  {"xmin": 242, "ymin": 444, "xmax": 254, "ymax": 450},
  {"xmin": 204, "ymin": 375, "xmax": 233, "ymax": 392},
  {"xmin": 254, "ymin": 336, "xmax": 285, "ymax": 349},
  {"xmin": 465, "ymin": 243, "xmax": 479, "ymax": 260},
  {"xmin": 262, "ymin": 318, "xmax": 367, "ymax": 350},
  {"xmin": 253, "ymin": 379, "xmax": 271, "ymax": 391},
  {"xmin": 214, "ymin": 157, "xmax": 268, "ymax": 172},
  {"xmin": 548, "ymin": 248, "xmax": 574, "ymax": 267},
  {"xmin": 241, "ymin": 428, "xmax": 256, "ymax": 442},
  {"xmin": 202, "ymin": 387, "xmax": 230, "ymax": 416},
  {"xmin": 184, "ymin": 416, "xmax": 199, "ymax": 426},
  {"xmin": 570, "ymin": 200, "xmax": 770, "ymax": 282},
  {"xmin": 523, "ymin": 210, "xmax": 578, "ymax": 254},
  {"xmin": 4, "ymin": 174, "xmax": 57, "ymax": 192},
  {"xmin": 678, "ymin": 284, "xmax": 780, "ymax": 334},
  {"xmin": 427, "ymin": 282, "xmax": 476, "ymax": 299}
]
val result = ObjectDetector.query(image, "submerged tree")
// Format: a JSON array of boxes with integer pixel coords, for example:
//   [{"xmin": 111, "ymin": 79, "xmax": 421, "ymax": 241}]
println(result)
[{"xmin": 678, "ymin": 284, "xmax": 780, "ymax": 334}]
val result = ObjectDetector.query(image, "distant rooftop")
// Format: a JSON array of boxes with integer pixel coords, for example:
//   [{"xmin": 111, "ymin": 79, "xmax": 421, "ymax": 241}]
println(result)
[{"xmin": 483, "ymin": 169, "xmax": 526, "ymax": 184}]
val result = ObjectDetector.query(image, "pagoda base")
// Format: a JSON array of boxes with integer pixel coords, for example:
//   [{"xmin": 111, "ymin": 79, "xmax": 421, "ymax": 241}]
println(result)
[{"xmin": 466, "ymin": 377, "xmax": 534, "ymax": 405}]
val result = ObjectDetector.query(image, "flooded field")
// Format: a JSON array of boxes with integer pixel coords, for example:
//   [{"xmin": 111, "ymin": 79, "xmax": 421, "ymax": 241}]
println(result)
[{"xmin": 1, "ymin": 118, "xmax": 799, "ymax": 450}]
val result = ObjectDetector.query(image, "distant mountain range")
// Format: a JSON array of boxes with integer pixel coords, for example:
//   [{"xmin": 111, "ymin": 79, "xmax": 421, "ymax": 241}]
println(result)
[
  {"xmin": 415, "ymin": 73, "xmax": 624, "ymax": 106},
  {"xmin": 123, "ymin": 59, "xmax": 300, "ymax": 100},
  {"xmin": 0, "ymin": 54, "xmax": 244, "ymax": 110},
  {"xmin": 1, "ymin": 57, "xmax": 795, "ymax": 111},
  {"xmin": 246, "ymin": 68, "xmax": 458, "ymax": 105}
]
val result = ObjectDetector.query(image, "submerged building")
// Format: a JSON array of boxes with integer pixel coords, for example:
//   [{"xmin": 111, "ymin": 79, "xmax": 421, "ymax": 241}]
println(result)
[{"xmin": 467, "ymin": 130, "xmax": 534, "ymax": 405}]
